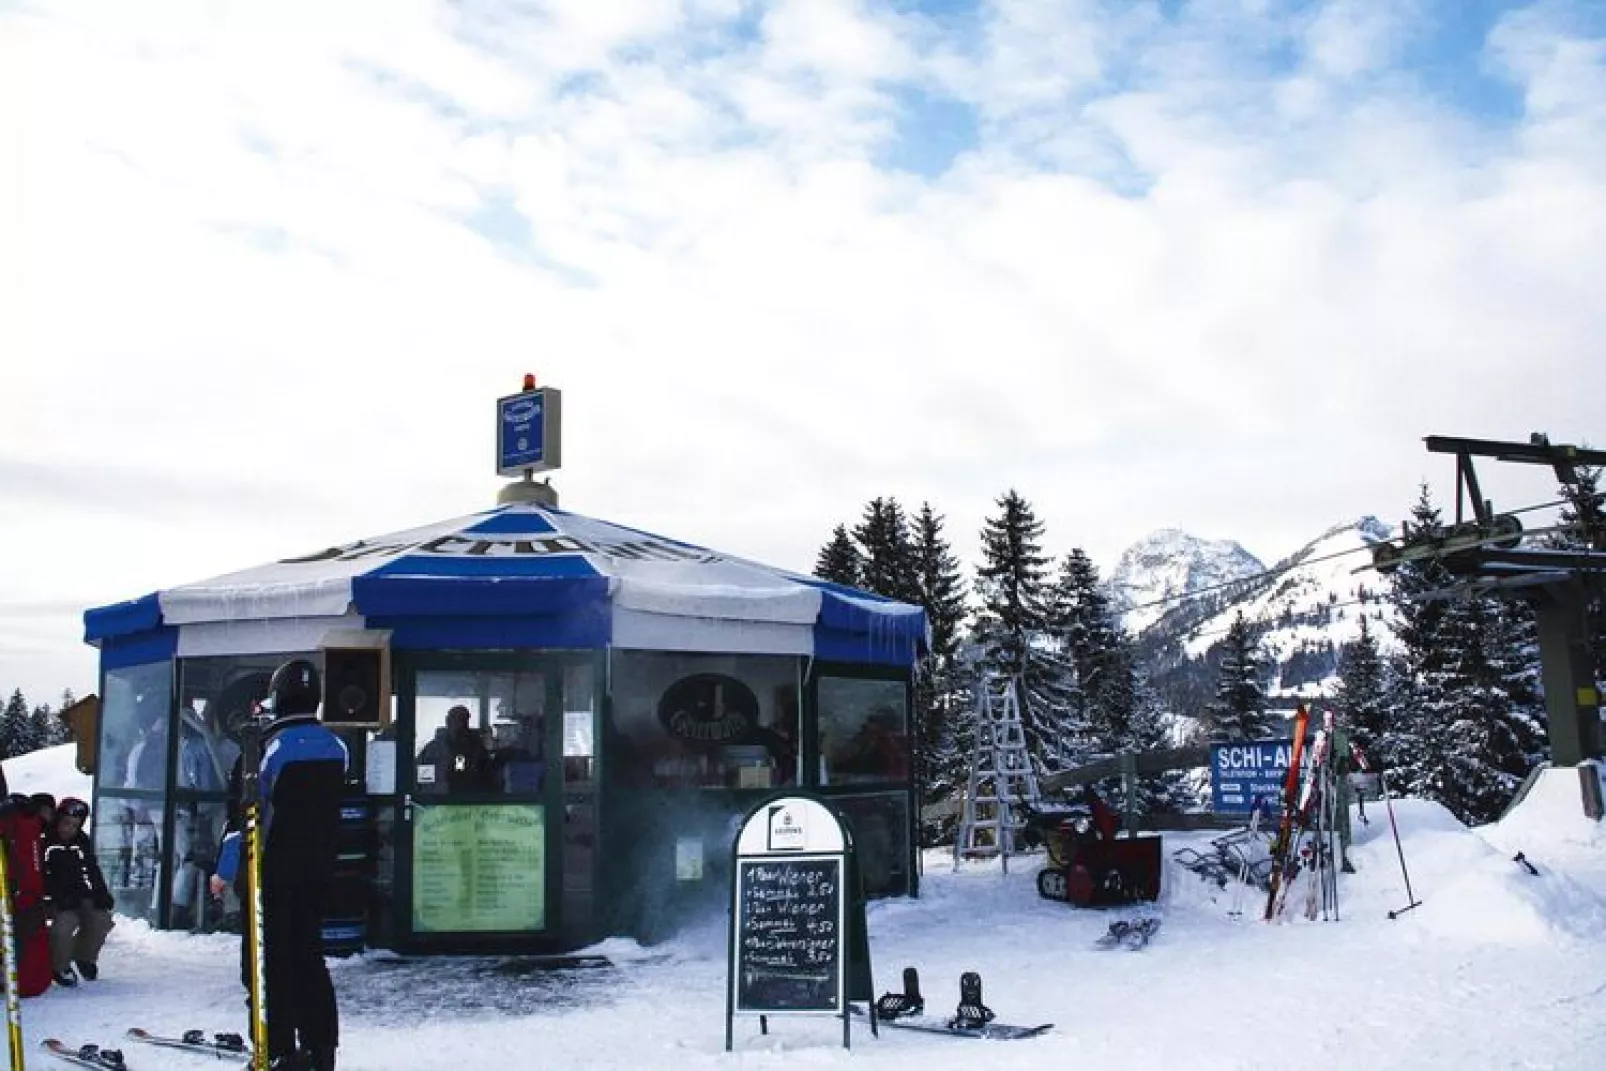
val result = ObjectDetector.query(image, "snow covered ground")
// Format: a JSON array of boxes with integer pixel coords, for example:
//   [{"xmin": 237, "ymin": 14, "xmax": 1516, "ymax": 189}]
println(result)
[{"xmin": 6, "ymin": 746, "xmax": 1605, "ymax": 1070}]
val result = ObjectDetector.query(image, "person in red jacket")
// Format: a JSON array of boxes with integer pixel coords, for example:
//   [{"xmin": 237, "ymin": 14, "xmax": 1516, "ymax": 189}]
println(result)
[
  {"xmin": 0, "ymin": 793, "xmax": 54, "ymax": 996},
  {"xmin": 43, "ymin": 797, "xmax": 115, "ymax": 987}
]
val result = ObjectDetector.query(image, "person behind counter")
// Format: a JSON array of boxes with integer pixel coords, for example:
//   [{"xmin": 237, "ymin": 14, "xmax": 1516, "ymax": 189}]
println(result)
[{"xmin": 417, "ymin": 705, "xmax": 495, "ymax": 794}]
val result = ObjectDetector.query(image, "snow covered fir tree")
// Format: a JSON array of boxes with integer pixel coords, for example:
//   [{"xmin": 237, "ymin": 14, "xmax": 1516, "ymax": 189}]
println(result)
[{"xmin": 0, "ymin": 686, "xmax": 71, "ymax": 760}]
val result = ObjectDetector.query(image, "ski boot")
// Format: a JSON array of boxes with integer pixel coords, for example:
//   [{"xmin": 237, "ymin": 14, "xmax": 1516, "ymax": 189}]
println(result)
[
  {"xmin": 77, "ymin": 1046, "xmax": 127, "ymax": 1071},
  {"xmin": 874, "ymin": 966, "xmax": 925, "ymax": 1021},
  {"xmin": 949, "ymin": 971, "xmax": 995, "ymax": 1031}
]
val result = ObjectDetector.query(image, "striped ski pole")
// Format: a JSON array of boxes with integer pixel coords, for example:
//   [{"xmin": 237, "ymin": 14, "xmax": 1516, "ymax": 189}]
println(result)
[
  {"xmin": 241, "ymin": 721, "xmax": 270, "ymax": 1071},
  {"xmin": 0, "ymin": 834, "xmax": 26, "ymax": 1071}
]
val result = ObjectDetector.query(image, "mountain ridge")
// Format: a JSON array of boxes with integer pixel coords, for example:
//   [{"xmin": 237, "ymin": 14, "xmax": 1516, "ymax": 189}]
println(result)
[{"xmin": 1115, "ymin": 516, "xmax": 1397, "ymax": 710}]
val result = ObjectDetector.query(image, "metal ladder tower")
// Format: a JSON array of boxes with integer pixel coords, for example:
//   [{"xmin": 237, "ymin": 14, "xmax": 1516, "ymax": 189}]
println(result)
[{"xmin": 954, "ymin": 675, "xmax": 1041, "ymax": 872}]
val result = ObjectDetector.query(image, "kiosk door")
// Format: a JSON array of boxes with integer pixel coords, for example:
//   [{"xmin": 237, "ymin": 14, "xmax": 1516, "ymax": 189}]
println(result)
[{"xmin": 398, "ymin": 661, "xmax": 588, "ymax": 949}]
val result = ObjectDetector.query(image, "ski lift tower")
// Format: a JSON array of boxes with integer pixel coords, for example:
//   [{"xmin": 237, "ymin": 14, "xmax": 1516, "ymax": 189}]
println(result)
[
  {"xmin": 1370, "ymin": 432, "xmax": 1606, "ymax": 814},
  {"xmin": 954, "ymin": 675, "xmax": 1041, "ymax": 872}
]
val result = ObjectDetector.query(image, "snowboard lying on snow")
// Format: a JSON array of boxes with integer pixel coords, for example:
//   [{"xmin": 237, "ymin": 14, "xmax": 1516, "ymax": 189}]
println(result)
[{"xmin": 862, "ymin": 968, "xmax": 1053, "ymax": 1040}]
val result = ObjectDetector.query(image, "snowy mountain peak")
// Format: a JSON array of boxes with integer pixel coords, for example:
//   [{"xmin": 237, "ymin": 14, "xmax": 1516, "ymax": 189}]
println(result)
[
  {"xmin": 1155, "ymin": 516, "xmax": 1400, "ymax": 697},
  {"xmin": 1108, "ymin": 529, "xmax": 1265, "ymax": 634}
]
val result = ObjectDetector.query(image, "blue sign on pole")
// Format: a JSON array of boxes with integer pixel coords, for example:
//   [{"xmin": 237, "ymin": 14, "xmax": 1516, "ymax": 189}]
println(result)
[
  {"xmin": 1209, "ymin": 739, "xmax": 1294, "ymax": 814},
  {"xmin": 496, "ymin": 387, "xmax": 562, "ymax": 476}
]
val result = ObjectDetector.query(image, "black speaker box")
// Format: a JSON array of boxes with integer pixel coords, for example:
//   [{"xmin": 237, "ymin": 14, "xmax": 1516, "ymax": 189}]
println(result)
[{"xmin": 322, "ymin": 646, "xmax": 390, "ymax": 728}]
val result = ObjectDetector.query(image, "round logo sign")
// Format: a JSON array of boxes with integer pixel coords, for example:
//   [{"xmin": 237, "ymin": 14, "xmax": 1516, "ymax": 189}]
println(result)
[{"xmin": 657, "ymin": 674, "xmax": 759, "ymax": 746}]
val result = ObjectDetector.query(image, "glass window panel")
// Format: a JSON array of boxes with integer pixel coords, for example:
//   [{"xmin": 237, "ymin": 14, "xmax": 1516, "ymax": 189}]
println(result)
[
  {"xmin": 415, "ymin": 671, "xmax": 545, "ymax": 796},
  {"xmin": 169, "ymin": 799, "xmax": 232, "ymax": 932},
  {"xmin": 608, "ymin": 653, "xmax": 800, "ymax": 790},
  {"xmin": 94, "ymin": 793, "xmax": 164, "ymax": 926},
  {"xmin": 176, "ymin": 656, "xmax": 287, "ymax": 793},
  {"xmin": 99, "ymin": 663, "xmax": 173, "ymax": 792},
  {"xmin": 833, "ymin": 792, "xmax": 912, "ymax": 897},
  {"xmin": 818, "ymin": 677, "xmax": 910, "ymax": 787},
  {"xmin": 562, "ymin": 662, "xmax": 597, "ymax": 939},
  {"xmin": 367, "ymin": 803, "xmax": 398, "ymax": 947}
]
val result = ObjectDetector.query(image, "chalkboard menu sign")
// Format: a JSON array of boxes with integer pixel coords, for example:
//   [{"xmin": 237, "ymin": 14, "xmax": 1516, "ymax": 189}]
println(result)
[
  {"xmin": 726, "ymin": 794, "xmax": 871, "ymax": 1052},
  {"xmin": 734, "ymin": 856, "xmax": 844, "ymax": 1012}
]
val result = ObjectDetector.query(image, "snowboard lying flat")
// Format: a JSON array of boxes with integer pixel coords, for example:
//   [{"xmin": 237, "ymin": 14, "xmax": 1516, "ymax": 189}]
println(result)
[{"xmin": 880, "ymin": 1017, "xmax": 1053, "ymax": 1040}]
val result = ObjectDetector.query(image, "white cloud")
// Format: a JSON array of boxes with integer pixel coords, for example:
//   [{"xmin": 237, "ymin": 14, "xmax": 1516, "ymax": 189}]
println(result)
[{"xmin": 3, "ymin": 0, "xmax": 1604, "ymax": 702}]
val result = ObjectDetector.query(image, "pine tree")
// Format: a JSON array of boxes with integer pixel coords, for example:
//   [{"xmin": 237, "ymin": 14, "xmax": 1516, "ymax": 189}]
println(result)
[
  {"xmin": 0, "ymin": 689, "xmax": 32, "ymax": 760},
  {"xmin": 1487, "ymin": 599, "xmax": 1549, "ymax": 771},
  {"xmin": 852, "ymin": 497, "xmax": 919, "ymax": 603},
  {"xmin": 1044, "ymin": 550, "xmax": 1110, "ymax": 751},
  {"xmin": 1424, "ymin": 597, "xmax": 1529, "ymax": 824},
  {"xmin": 973, "ymin": 490, "xmax": 1079, "ymax": 767},
  {"xmin": 1201, "ymin": 612, "xmax": 1272, "ymax": 741},
  {"xmin": 1554, "ymin": 464, "xmax": 1606, "ymax": 685},
  {"xmin": 1382, "ymin": 486, "xmax": 1454, "ymax": 794},
  {"xmin": 910, "ymin": 503, "xmax": 969, "ymax": 805},
  {"xmin": 28, "ymin": 703, "xmax": 58, "ymax": 751},
  {"xmin": 1125, "ymin": 676, "xmax": 1190, "ymax": 814},
  {"xmin": 814, "ymin": 524, "xmax": 863, "ymax": 588},
  {"xmin": 1333, "ymin": 615, "xmax": 1389, "ymax": 757}
]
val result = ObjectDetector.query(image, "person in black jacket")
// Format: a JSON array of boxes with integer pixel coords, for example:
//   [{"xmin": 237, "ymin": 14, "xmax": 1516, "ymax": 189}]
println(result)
[
  {"xmin": 416, "ymin": 704, "xmax": 494, "ymax": 794},
  {"xmin": 42, "ymin": 796, "xmax": 115, "ymax": 987},
  {"xmin": 210, "ymin": 660, "xmax": 349, "ymax": 1071}
]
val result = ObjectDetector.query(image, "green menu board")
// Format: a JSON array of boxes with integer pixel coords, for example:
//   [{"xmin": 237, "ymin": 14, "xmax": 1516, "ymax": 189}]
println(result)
[{"xmin": 411, "ymin": 804, "xmax": 546, "ymax": 933}]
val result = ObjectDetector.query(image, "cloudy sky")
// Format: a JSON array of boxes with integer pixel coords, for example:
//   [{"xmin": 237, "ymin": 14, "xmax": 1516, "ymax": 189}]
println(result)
[{"xmin": 3, "ymin": 0, "xmax": 1604, "ymax": 704}]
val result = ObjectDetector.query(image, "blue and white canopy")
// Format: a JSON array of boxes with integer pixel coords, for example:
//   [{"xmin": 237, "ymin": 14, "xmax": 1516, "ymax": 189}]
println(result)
[{"xmin": 84, "ymin": 504, "xmax": 926, "ymax": 669}]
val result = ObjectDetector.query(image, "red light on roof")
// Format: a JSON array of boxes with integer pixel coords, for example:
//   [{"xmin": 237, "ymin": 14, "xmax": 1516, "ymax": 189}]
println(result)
[{"xmin": 522, "ymin": 373, "xmax": 537, "ymax": 391}]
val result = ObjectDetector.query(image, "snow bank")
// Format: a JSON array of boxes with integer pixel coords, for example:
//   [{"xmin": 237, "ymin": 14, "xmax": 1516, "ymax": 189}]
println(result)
[
  {"xmin": 1, "ymin": 743, "xmax": 92, "ymax": 806},
  {"xmin": 1479, "ymin": 766, "xmax": 1606, "ymax": 862},
  {"xmin": 1338, "ymin": 789, "xmax": 1606, "ymax": 946}
]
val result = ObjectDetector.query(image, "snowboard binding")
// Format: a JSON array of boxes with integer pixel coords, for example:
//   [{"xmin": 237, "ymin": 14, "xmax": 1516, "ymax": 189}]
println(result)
[
  {"xmin": 76, "ymin": 1046, "xmax": 126, "ymax": 1070},
  {"xmin": 950, "ymin": 971, "xmax": 995, "ymax": 1031},
  {"xmin": 874, "ymin": 966, "xmax": 925, "ymax": 1021}
]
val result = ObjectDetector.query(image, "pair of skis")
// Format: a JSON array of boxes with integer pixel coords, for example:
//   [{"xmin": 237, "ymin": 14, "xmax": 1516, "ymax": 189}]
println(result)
[
  {"xmin": 868, "ymin": 967, "xmax": 1052, "ymax": 1040},
  {"xmin": 44, "ymin": 1030, "xmax": 250, "ymax": 1069},
  {"xmin": 1094, "ymin": 916, "xmax": 1161, "ymax": 950}
]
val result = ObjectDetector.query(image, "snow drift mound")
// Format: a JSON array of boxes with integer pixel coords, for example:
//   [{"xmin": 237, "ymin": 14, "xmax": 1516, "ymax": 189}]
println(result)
[
  {"xmin": 0, "ymin": 743, "xmax": 91, "ymax": 805},
  {"xmin": 1479, "ymin": 765, "xmax": 1606, "ymax": 863},
  {"xmin": 1347, "ymin": 790, "xmax": 1606, "ymax": 946}
]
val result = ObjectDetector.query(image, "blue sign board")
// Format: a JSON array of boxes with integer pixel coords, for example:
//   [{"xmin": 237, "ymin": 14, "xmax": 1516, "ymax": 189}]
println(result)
[
  {"xmin": 496, "ymin": 387, "xmax": 562, "ymax": 476},
  {"xmin": 1209, "ymin": 739, "xmax": 1294, "ymax": 814}
]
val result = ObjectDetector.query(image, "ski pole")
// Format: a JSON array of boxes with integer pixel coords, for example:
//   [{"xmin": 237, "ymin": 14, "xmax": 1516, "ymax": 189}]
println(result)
[
  {"xmin": 1327, "ymin": 772, "xmax": 1340, "ymax": 921},
  {"xmin": 1513, "ymin": 852, "xmax": 1539, "ymax": 876},
  {"xmin": 0, "ymin": 834, "xmax": 24, "ymax": 1071},
  {"xmin": 1377, "ymin": 768, "xmax": 1420, "ymax": 919},
  {"xmin": 1348, "ymin": 745, "xmax": 1419, "ymax": 918},
  {"xmin": 241, "ymin": 721, "xmax": 270, "ymax": 1071}
]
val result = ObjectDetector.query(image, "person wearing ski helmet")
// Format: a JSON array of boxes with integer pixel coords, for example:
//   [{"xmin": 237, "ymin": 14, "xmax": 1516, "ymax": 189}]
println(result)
[
  {"xmin": 211, "ymin": 658, "xmax": 349, "ymax": 1071},
  {"xmin": 43, "ymin": 796, "xmax": 115, "ymax": 986}
]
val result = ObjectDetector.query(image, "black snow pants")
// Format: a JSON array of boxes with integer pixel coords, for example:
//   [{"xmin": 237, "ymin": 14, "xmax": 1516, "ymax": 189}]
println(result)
[{"xmin": 240, "ymin": 877, "xmax": 339, "ymax": 1061}]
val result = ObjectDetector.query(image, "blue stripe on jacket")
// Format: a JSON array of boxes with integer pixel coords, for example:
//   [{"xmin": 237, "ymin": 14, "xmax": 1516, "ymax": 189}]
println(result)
[{"xmin": 215, "ymin": 716, "xmax": 349, "ymax": 884}]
